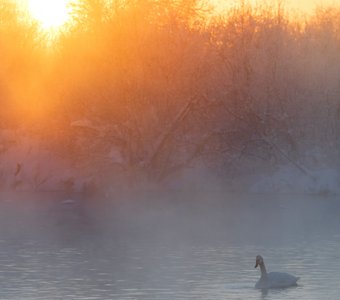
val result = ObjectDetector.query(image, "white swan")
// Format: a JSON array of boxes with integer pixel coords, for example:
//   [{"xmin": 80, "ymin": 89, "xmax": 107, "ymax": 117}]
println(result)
[{"xmin": 254, "ymin": 255, "xmax": 299, "ymax": 289}]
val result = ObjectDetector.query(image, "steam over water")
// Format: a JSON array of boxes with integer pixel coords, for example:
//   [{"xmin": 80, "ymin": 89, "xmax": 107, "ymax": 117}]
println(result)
[{"xmin": 0, "ymin": 192, "xmax": 339, "ymax": 299}]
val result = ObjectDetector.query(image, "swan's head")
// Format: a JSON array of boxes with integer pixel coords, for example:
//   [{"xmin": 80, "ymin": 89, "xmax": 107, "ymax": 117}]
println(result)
[{"xmin": 255, "ymin": 255, "xmax": 264, "ymax": 268}]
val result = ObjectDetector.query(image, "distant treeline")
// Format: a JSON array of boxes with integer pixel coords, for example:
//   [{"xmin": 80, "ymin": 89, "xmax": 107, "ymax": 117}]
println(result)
[{"xmin": 1, "ymin": 0, "xmax": 340, "ymax": 189}]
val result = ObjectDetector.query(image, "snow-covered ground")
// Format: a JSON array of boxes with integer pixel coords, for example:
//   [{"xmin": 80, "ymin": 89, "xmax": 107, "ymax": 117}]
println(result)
[
  {"xmin": 1, "ymin": 130, "xmax": 339, "ymax": 195},
  {"xmin": 250, "ymin": 166, "xmax": 340, "ymax": 195},
  {"xmin": 0, "ymin": 130, "xmax": 83, "ymax": 192}
]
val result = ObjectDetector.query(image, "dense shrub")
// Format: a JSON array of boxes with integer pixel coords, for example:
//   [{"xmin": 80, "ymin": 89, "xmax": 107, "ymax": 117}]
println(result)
[{"xmin": 1, "ymin": 0, "xmax": 340, "ymax": 189}]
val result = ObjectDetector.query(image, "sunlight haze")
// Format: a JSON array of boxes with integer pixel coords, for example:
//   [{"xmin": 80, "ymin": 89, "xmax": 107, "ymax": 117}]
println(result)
[
  {"xmin": 1, "ymin": 0, "xmax": 340, "ymax": 298},
  {"xmin": 21, "ymin": 0, "xmax": 75, "ymax": 30}
]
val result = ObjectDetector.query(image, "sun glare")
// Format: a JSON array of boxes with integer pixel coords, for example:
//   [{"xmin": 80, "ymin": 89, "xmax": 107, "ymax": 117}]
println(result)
[{"xmin": 25, "ymin": 0, "xmax": 73, "ymax": 31}]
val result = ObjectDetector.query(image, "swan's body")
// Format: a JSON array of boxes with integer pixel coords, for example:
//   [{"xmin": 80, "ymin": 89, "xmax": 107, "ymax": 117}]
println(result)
[{"xmin": 254, "ymin": 255, "xmax": 299, "ymax": 289}]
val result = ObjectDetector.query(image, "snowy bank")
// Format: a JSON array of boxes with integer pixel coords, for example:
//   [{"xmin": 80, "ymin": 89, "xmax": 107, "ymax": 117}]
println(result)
[{"xmin": 250, "ymin": 166, "xmax": 340, "ymax": 195}]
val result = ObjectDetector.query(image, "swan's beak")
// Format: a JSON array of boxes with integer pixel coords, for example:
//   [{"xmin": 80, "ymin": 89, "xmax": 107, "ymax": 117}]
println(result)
[{"xmin": 255, "ymin": 262, "xmax": 258, "ymax": 268}]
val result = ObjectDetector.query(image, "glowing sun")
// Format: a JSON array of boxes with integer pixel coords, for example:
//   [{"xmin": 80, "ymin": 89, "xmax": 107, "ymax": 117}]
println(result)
[{"xmin": 26, "ymin": 0, "xmax": 74, "ymax": 30}]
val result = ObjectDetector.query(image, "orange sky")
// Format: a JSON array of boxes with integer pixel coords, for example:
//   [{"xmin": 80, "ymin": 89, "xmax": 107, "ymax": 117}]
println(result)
[{"xmin": 210, "ymin": 0, "xmax": 340, "ymax": 14}]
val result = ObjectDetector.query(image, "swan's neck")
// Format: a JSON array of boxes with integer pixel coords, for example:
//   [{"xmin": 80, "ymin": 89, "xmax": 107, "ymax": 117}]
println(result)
[{"xmin": 260, "ymin": 263, "xmax": 267, "ymax": 278}]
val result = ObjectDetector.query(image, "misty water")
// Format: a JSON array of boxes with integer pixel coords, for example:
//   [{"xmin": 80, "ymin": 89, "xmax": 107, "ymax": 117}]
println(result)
[{"xmin": 0, "ymin": 191, "xmax": 339, "ymax": 300}]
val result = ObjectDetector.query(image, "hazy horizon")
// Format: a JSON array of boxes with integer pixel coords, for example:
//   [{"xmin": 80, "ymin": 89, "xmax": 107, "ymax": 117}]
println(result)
[{"xmin": 210, "ymin": 0, "xmax": 340, "ymax": 15}]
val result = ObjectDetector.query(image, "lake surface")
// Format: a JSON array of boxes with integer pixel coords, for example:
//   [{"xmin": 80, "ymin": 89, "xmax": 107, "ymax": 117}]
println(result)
[{"xmin": 0, "ymin": 192, "xmax": 339, "ymax": 299}]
